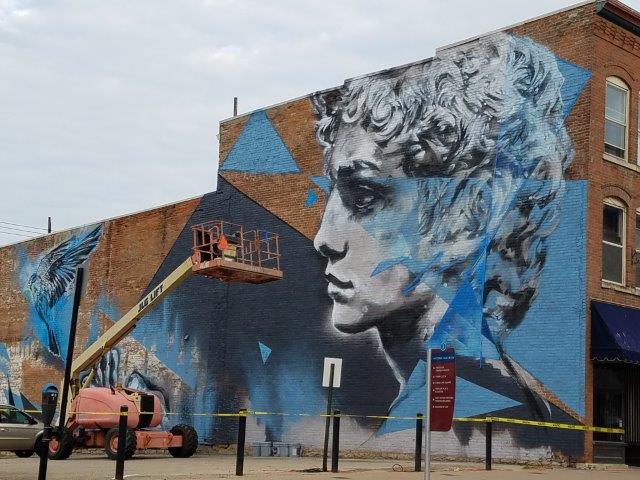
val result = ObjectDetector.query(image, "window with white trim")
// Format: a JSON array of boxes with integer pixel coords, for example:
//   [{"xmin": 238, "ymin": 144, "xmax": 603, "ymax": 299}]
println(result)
[
  {"xmin": 603, "ymin": 198, "xmax": 626, "ymax": 284},
  {"xmin": 605, "ymin": 77, "xmax": 629, "ymax": 159}
]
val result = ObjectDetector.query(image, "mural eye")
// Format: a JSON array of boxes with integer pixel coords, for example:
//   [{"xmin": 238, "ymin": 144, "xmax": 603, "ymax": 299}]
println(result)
[
  {"xmin": 337, "ymin": 179, "xmax": 388, "ymax": 217},
  {"xmin": 354, "ymin": 191, "xmax": 376, "ymax": 210}
]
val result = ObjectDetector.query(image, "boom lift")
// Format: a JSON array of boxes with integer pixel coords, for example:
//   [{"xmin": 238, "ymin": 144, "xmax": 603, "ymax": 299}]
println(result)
[{"xmin": 48, "ymin": 221, "xmax": 282, "ymax": 460}]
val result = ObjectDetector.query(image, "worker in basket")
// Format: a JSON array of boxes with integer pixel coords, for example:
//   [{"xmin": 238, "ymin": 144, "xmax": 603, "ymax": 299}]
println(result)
[{"xmin": 211, "ymin": 232, "xmax": 240, "ymax": 261}]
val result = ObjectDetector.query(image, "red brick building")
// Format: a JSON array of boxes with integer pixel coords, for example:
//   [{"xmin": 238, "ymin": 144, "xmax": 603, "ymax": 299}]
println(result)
[{"xmin": 1, "ymin": 0, "xmax": 640, "ymax": 464}]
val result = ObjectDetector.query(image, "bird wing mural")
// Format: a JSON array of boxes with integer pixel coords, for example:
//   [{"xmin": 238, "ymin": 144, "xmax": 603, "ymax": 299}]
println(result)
[{"xmin": 24, "ymin": 225, "xmax": 103, "ymax": 356}]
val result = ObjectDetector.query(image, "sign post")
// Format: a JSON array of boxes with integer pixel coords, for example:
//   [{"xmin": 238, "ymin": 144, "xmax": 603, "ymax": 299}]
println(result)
[
  {"xmin": 424, "ymin": 347, "xmax": 456, "ymax": 480},
  {"xmin": 321, "ymin": 357, "xmax": 342, "ymax": 472},
  {"xmin": 424, "ymin": 348, "xmax": 432, "ymax": 480}
]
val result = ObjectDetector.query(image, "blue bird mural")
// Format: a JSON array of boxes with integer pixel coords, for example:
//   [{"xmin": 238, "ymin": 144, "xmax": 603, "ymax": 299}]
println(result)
[{"xmin": 22, "ymin": 225, "xmax": 103, "ymax": 356}]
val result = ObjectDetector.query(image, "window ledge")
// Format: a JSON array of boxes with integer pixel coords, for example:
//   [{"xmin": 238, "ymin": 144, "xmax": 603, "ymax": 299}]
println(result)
[
  {"xmin": 601, "ymin": 280, "xmax": 640, "ymax": 296},
  {"xmin": 603, "ymin": 153, "xmax": 640, "ymax": 172}
]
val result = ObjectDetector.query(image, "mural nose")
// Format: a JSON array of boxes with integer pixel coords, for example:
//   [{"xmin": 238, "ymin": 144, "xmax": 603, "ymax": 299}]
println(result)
[
  {"xmin": 314, "ymin": 194, "xmax": 348, "ymax": 263},
  {"xmin": 316, "ymin": 241, "xmax": 348, "ymax": 263}
]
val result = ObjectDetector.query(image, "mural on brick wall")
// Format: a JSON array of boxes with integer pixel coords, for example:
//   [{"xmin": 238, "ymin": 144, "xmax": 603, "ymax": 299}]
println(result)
[
  {"xmin": 0, "ymin": 32, "xmax": 592, "ymax": 460},
  {"xmin": 310, "ymin": 33, "xmax": 578, "ymax": 426},
  {"xmin": 20, "ymin": 225, "xmax": 103, "ymax": 357}
]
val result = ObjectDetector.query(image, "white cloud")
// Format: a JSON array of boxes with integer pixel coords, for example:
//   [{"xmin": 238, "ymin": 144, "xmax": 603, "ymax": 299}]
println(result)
[{"xmin": 1, "ymin": 0, "xmax": 638, "ymax": 245}]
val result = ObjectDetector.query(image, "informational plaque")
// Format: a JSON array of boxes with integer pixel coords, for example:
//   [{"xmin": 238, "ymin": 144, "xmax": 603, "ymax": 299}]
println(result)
[{"xmin": 429, "ymin": 348, "xmax": 456, "ymax": 432}]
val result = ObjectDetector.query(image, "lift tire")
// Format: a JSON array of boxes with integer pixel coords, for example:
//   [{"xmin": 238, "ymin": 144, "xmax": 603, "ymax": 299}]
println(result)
[
  {"xmin": 48, "ymin": 427, "xmax": 74, "ymax": 460},
  {"xmin": 105, "ymin": 427, "xmax": 137, "ymax": 460},
  {"xmin": 168, "ymin": 424, "xmax": 198, "ymax": 458}
]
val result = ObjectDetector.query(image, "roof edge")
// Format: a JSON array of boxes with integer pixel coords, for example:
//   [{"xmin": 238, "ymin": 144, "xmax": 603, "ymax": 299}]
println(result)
[
  {"xmin": 437, "ymin": 0, "xmax": 595, "ymax": 54},
  {"xmin": 597, "ymin": 0, "xmax": 640, "ymax": 37},
  {"xmin": 219, "ymin": 86, "xmax": 338, "ymax": 125},
  {"xmin": 0, "ymin": 191, "xmax": 208, "ymax": 249}
]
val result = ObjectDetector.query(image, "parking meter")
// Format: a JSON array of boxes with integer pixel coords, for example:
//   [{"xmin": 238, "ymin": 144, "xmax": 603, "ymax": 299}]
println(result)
[
  {"xmin": 41, "ymin": 384, "xmax": 58, "ymax": 427},
  {"xmin": 38, "ymin": 384, "xmax": 59, "ymax": 480}
]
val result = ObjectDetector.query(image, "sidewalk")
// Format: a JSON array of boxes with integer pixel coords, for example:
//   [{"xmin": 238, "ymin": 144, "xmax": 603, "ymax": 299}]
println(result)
[{"xmin": 0, "ymin": 453, "xmax": 636, "ymax": 479}]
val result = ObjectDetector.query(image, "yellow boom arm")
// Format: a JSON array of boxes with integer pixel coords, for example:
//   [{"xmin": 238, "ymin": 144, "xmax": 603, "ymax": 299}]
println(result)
[{"xmin": 65, "ymin": 257, "xmax": 194, "ymax": 413}]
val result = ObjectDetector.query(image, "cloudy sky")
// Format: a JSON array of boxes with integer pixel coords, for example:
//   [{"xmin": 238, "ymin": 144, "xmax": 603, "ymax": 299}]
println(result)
[{"xmin": 1, "ymin": 0, "xmax": 638, "ymax": 246}]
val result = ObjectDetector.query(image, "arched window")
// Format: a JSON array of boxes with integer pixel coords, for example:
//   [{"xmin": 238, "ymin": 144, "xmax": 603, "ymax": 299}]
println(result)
[
  {"xmin": 603, "ymin": 198, "xmax": 626, "ymax": 284},
  {"xmin": 605, "ymin": 77, "xmax": 629, "ymax": 159}
]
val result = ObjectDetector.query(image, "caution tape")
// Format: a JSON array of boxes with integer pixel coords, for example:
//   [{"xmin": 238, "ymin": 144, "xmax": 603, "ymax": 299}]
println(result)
[
  {"xmin": 2, "ymin": 408, "xmax": 624, "ymax": 434},
  {"xmin": 484, "ymin": 416, "xmax": 624, "ymax": 434}
]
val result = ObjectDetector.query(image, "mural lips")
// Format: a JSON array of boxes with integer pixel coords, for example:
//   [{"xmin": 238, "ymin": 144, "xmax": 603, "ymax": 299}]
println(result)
[{"xmin": 325, "ymin": 273, "xmax": 354, "ymax": 304}]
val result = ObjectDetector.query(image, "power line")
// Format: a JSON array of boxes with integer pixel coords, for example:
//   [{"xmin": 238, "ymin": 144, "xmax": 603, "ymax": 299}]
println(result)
[
  {"xmin": 0, "ymin": 220, "xmax": 48, "ymax": 231},
  {"xmin": 0, "ymin": 229, "xmax": 35, "ymax": 238},
  {"xmin": 0, "ymin": 224, "xmax": 45, "ymax": 235}
]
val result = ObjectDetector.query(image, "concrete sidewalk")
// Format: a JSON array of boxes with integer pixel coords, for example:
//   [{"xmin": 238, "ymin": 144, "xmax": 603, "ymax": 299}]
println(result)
[{"xmin": 0, "ymin": 453, "xmax": 636, "ymax": 479}]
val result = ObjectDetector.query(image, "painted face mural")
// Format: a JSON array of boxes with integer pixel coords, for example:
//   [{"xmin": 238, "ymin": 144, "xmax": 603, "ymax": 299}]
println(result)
[
  {"xmin": 313, "ymin": 33, "xmax": 579, "ymax": 411},
  {"xmin": 314, "ymin": 135, "xmax": 437, "ymax": 335}
]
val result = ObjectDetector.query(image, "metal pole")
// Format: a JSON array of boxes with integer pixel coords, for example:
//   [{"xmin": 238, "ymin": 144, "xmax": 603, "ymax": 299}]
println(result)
[
  {"xmin": 233, "ymin": 97, "xmax": 238, "ymax": 116},
  {"xmin": 58, "ymin": 267, "xmax": 84, "ymax": 429},
  {"xmin": 236, "ymin": 409, "xmax": 247, "ymax": 476},
  {"xmin": 415, "ymin": 413, "xmax": 423, "ymax": 472},
  {"xmin": 322, "ymin": 364, "xmax": 335, "ymax": 472},
  {"xmin": 114, "ymin": 405, "xmax": 128, "ymax": 480},
  {"xmin": 331, "ymin": 410, "xmax": 340, "ymax": 473},
  {"xmin": 37, "ymin": 419, "xmax": 52, "ymax": 480},
  {"xmin": 424, "ymin": 348, "xmax": 432, "ymax": 480},
  {"xmin": 37, "ymin": 423, "xmax": 51, "ymax": 480},
  {"xmin": 485, "ymin": 419, "xmax": 493, "ymax": 471}
]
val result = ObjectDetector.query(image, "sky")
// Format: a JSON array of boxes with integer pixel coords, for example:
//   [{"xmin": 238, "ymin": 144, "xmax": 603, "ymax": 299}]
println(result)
[{"xmin": 1, "ymin": 0, "xmax": 639, "ymax": 246}]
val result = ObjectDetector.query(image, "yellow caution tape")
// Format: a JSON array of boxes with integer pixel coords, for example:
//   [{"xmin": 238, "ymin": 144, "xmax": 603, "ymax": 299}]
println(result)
[
  {"xmin": 2, "ymin": 408, "xmax": 624, "ymax": 434},
  {"xmin": 484, "ymin": 416, "xmax": 624, "ymax": 434}
]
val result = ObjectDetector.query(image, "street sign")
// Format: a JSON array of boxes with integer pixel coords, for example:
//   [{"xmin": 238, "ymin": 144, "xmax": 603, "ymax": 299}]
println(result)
[
  {"xmin": 429, "ymin": 348, "xmax": 456, "ymax": 432},
  {"xmin": 322, "ymin": 357, "xmax": 342, "ymax": 388}
]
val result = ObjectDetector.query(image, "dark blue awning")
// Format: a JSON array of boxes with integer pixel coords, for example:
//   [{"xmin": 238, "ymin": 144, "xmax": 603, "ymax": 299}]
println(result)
[{"xmin": 592, "ymin": 300, "xmax": 640, "ymax": 365}]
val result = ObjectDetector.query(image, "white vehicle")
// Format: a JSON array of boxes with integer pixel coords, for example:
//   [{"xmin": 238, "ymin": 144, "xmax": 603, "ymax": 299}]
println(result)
[{"xmin": 0, "ymin": 405, "xmax": 44, "ymax": 458}]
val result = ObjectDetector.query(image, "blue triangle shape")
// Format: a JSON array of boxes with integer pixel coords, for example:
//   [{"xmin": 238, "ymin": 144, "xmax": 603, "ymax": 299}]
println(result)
[
  {"xmin": 378, "ymin": 359, "xmax": 427, "ymax": 435},
  {"xmin": 220, "ymin": 111, "xmax": 300, "ymax": 174},
  {"xmin": 258, "ymin": 342, "xmax": 272, "ymax": 364},
  {"xmin": 429, "ymin": 279, "xmax": 484, "ymax": 358},
  {"xmin": 311, "ymin": 176, "xmax": 332, "ymax": 195},
  {"xmin": 454, "ymin": 377, "xmax": 521, "ymax": 418},
  {"xmin": 305, "ymin": 188, "xmax": 318, "ymax": 208},
  {"xmin": 556, "ymin": 58, "xmax": 591, "ymax": 119}
]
